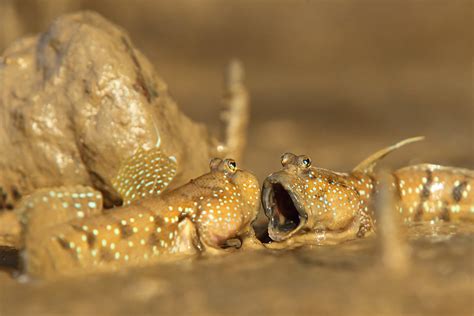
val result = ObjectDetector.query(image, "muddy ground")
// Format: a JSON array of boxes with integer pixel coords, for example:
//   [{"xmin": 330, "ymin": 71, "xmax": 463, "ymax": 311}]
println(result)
[{"xmin": 0, "ymin": 1, "xmax": 473, "ymax": 315}]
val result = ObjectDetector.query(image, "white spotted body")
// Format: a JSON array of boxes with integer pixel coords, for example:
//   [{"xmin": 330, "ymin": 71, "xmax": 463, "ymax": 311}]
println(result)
[
  {"xmin": 390, "ymin": 164, "xmax": 474, "ymax": 223},
  {"xmin": 262, "ymin": 138, "xmax": 474, "ymax": 245},
  {"xmin": 19, "ymin": 158, "xmax": 260, "ymax": 278}
]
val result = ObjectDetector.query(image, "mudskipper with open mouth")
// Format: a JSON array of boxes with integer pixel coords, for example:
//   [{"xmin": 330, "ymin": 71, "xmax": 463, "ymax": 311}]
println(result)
[{"xmin": 261, "ymin": 137, "xmax": 474, "ymax": 246}]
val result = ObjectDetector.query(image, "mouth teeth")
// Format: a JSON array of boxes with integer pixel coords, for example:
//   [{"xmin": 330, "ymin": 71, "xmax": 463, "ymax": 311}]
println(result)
[{"xmin": 263, "ymin": 181, "xmax": 305, "ymax": 241}]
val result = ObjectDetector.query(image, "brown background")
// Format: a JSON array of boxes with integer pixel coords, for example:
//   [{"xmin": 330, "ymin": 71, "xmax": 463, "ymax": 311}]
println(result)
[
  {"xmin": 1, "ymin": 0, "xmax": 472, "ymax": 181},
  {"xmin": 0, "ymin": 2, "xmax": 473, "ymax": 315}
]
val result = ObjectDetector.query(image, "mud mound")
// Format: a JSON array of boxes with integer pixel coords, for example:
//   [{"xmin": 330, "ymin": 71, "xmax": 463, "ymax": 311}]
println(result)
[{"xmin": 0, "ymin": 11, "xmax": 213, "ymax": 208}]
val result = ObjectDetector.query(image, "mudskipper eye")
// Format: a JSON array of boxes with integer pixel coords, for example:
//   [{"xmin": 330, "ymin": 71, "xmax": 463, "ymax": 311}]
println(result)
[
  {"xmin": 227, "ymin": 159, "xmax": 237, "ymax": 171},
  {"xmin": 303, "ymin": 158, "xmax": 311, "ymax": 167},
  {"xmin": 298, "ymin": 156, "xmax": 311, "ymax": 168}
]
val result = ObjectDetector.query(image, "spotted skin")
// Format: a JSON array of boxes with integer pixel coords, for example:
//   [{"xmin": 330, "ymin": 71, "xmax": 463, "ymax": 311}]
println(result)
[
  {"xmin": 392, "ymin": 164, "xmax": 474, "ymax": 223},
  {"xmin": 17, "ymin": 186, "xmax": 103, "ymax": 242},
  {"xmin": 112, "ymin": 147, "xmax": 177, "ymax": 205},
  {"xmin": 262, "ymin": 138, "xmax": 474, "ymax": 245},
  {"xmin": 20, "ymin": 158, "xmax": 260, "ymax": 278}
]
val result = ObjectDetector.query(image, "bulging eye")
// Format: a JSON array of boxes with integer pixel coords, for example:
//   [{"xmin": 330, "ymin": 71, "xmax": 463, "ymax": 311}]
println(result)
[
  {"xmin": 209, "ymin": 158, "xmax": 238, "ymax": 174},
  {"xmin": 209, "ymin": 158, "xmax": 223, "ymax": 171},
  {"xmin": 281, "ymin": 153, "xmax": 297, "ymax": 167},
  {"xmin": 298, "ymin": 155, "xmax": 311, "ymax": 168},
  {"xmin": 303, "ymin": 158, "xmax": 311, "ymax": 167},
  {"xmin": 225, "ymin": 159, "xmax": 237, "ymax": 172}
]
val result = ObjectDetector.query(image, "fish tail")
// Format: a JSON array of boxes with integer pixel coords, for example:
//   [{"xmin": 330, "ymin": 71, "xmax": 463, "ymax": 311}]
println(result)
[
  {"xmin": 392, "ymin": 164, "xmax": 474, "ymax": 223},
  {"xmin": 23, "ymin": 225, "xmax": 80, "ymax": 278},
  {"xmin": 17, "ymin": 186, "xmax": 103, "ymax": 277},
  {"xmin": 22, "ymin": 199, "xmax": 200, "ymax": 277},
  {"xmin": 17, "ymin": 186, "xmax": 103, "ymax": 240}
]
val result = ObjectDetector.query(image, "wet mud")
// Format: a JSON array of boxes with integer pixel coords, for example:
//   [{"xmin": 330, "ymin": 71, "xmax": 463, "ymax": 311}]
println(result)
[
  {"xmin": 0, "ymin": 1, "xmax": 473, "ymax": 315},
  {"xmin": 1, "ymin": 224, "xmax": 473, "ymax": 315}
]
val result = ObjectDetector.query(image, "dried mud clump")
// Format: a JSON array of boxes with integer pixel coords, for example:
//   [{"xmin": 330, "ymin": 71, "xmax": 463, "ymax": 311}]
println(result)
[{"xmin": 0, "ymin": 11, "xmax": 224, "ymax": 208}]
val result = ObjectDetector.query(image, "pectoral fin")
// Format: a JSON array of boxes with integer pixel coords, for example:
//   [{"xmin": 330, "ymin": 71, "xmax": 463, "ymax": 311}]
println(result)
[
  {"xmin": 352, "ymin": 136, "xmax": 424, "ymax": 174},
  {"xmin": 112, "ymin": 147, "xmax": 177, "ymax": 205}
]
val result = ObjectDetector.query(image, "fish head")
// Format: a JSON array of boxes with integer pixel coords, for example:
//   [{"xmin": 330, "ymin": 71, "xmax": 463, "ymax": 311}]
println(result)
[
  {"xmin": 262, "ymin": 153, "xmax": 360, "ymax": 242},
  {"xmin": 208, "ymin": 158, "xmax": 261, "ymax": 223},
  {"xmin": 193, "ymin": 158, "xmax": 260, "ymax": 248}
]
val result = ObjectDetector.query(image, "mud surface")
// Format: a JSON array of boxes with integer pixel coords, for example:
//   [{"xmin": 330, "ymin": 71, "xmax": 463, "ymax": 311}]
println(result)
[
  {"xmin": 1, "ymin": 224, "xmax": 473, "ymax": 315},
  {"xmin": 0, "ymin": 12, "xmax": 216, "ymax": 209},
  {"xmin": 0, "ymin": 1, "xmax": 473, "ymax": 315}
]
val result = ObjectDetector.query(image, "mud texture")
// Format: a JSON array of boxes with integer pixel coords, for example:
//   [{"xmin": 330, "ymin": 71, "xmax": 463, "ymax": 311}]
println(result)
[
  {"xmin": 0, "ymin": 12, "xmax": 216, "ymax": 208},
  {"xmin": 0, "ymin": 2, "xmax": 472, "ymax": 316},
  {"xmin": 0, "ymin": 224, "xmax": 473, "ymax": 316}
]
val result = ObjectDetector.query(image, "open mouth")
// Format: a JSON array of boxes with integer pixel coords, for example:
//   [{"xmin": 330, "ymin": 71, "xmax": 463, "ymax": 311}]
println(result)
[{"xmin": 262, "ymin": 180, "xmax": 307, "ymax": 241}]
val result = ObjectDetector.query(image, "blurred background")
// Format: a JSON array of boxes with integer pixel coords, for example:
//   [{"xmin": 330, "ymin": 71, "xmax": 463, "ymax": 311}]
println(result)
[
  {"xmin": 1, "ymin": 0, "xmax": 472, "ymax": 179},
  {"xmin": 1, "ymin": 2, "xmax": 473, "ymax": 315}
]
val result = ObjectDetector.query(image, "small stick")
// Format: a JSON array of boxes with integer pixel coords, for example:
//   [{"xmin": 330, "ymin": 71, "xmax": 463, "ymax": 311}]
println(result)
[
  {"xmin": 376, "ymin": 171, "xmax": 411, "ymax": 277},
  {"xmin": 219, "ymin": 59, "xmax": 249, "ymax": 162}
]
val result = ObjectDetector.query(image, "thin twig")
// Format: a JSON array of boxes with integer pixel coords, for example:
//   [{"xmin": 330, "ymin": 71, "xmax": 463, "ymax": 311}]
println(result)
[
  {"xmin": 376, "ymin": 171, "xmax": 411, "ymax": 277},
  {"xmin": 219, "ymin": 59, "xmax": 249, "ymax": 162}
]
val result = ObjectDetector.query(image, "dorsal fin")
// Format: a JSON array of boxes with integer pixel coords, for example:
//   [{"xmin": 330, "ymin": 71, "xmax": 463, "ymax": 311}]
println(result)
[
  {"xmin": 112, "ymin": 147, "xmax": 177, "ymax": 205},
  {"xmin": 352, "ymin": 136, "xmax": 424, "ymax": 174}
]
